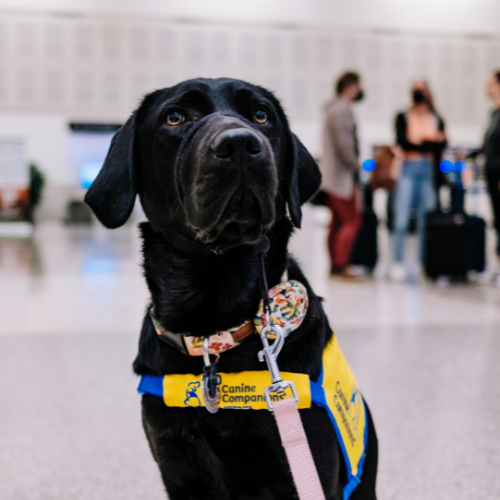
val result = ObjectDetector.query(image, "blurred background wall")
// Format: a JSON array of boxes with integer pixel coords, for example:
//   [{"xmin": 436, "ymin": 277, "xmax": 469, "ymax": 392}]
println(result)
[{"xmin": 0, "ymin": 0, "xmax": 499, "ymax": 220}]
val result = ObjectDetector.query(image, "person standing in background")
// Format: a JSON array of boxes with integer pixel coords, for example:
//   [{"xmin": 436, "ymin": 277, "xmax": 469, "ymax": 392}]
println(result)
[
  {"xmin": 320, "ymin": 72, "xmax": 364, "ymax": 280},
  {"xmin": 389, "ymin": 80, "xmax": 447, "ymax": 282},
  {"xmin": 483, "ymin": 71, "xmax": 500, "ymax": 285}
]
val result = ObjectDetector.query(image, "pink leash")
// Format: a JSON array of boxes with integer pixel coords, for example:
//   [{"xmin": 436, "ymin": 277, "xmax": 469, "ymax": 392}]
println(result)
[
  {"xmin": 256, "ymin": 250, "xmax": 326, "ymax": 499},
  {"xmin": 273, "ymin": 397, "xmax": 326, "ymax": 500},
  {"xmin": 257, "ymin": 304, "xmax": 326, "ymax": 500}
]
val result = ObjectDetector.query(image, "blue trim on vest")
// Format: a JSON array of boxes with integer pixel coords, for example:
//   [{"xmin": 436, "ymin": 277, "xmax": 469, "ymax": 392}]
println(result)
[
  {"xmin": 341, "ymin": 403, "xmax": 368, "ymax": 499},
  {"xmin": 138, "ymin": 371, "xmax": 367, "ymax": 500},
  {"xmin": 310, "ymin": 368, "xmax": 365, "ymax": 500},
  {"xmin": 138, "ymin": 374, "xmax": 163, "ymax": 398}
]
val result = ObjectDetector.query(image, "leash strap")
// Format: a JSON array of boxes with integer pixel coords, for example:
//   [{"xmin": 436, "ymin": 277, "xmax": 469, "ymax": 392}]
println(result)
[
  {"xmin": 258, "ymin": 252, "xmax": 272, "ymax": 316},
  {"xmin": 257, "ymin": 246, "xmax": 326, "ymax": 500},
  {"xmin": 273, "ymin": 397, "xmax": 326, "ymax": 500}
]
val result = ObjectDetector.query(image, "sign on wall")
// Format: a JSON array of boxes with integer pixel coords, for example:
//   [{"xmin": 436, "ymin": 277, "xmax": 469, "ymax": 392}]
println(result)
[{"xmin": 0, "ymin": 139, "xmax": 29, "ymax": 221}]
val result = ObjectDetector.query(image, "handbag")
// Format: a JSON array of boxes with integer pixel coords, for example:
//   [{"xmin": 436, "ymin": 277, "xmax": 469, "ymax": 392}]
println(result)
[{"xmin": 370, "ymin": 145, "xmax": 404, "ymax": 190}]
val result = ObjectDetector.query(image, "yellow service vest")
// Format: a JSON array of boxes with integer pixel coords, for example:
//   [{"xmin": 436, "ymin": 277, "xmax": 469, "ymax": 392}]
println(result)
[{"xmin": 138, "ymin": 335, "xmax": 367, "ymax": 499}]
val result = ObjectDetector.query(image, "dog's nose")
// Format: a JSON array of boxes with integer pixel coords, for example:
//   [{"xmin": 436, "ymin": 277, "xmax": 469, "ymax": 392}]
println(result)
[{"xmin": 211, "ymin": 128, "xmax": 263, "ymax": 161}]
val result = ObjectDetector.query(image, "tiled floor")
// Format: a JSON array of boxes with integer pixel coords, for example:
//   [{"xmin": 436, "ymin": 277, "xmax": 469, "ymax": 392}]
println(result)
[{"xmin": 2, "ymin": 207, "xmax": 500, "ymax": 499}]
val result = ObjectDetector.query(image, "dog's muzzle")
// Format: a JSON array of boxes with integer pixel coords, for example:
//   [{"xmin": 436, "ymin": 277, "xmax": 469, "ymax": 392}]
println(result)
[
  {"xmin": 174, "ymin": 111, "xmax": 278, "ymax": 243},
  {"xmin": 173, "ymin": 111, "xmax": 264, "ymax": 208}
]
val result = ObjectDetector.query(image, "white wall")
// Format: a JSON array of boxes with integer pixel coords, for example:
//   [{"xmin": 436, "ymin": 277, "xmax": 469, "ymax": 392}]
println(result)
[
  {"xmin": 0, "ymin": 0, "xmax": 499, "ymax": 35},
  {"xmin": 0, "ymin": 1, "xmax": 499, "ymax": 219},
  {"xmin": 0, "ymin": 113, "xmax": 66, "ymax": 184}
]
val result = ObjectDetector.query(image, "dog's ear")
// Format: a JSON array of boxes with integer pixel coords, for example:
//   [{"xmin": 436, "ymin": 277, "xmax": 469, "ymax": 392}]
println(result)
[
  {"xmin": 85, "ymin": 114, "xmax": 137, "ymax": 228},
  {"xmin": 286, "ymin": 133, "xmax": 322, "ymax": 228}
]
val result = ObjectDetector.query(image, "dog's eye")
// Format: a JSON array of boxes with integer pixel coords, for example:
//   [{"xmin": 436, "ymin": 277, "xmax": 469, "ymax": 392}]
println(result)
[
  {"xmin": 254, "ymin": 109, "xmax": 269, "ymax": 124},
  {"xmin": 166, "ymin": 111, "xmax": 184, "ymax": 126}
]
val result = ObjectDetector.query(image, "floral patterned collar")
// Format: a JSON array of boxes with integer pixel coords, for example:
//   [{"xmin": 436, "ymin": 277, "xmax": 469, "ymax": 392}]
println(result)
[{"xmin": 150, "ymin": 271, "xmax": 308, "ymax": 357}]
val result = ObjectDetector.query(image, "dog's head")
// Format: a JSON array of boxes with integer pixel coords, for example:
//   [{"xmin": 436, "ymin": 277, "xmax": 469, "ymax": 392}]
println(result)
[{"xmin": 85, "ymin": 78, "xmax": 321, "ymax": 244}]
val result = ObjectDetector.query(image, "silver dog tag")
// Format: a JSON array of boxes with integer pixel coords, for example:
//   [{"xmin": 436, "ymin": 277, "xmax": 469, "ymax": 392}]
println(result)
[
  {"xmin": 202, "ymin": 337, "xmax": 221, "ymax": 413},
  {"xmin": 202, "ymin": 374, "xmax": 220, "ymax": 414}
]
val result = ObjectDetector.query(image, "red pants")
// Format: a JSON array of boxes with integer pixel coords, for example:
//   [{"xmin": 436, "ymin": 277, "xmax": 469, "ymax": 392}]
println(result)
[{"xmin": 326, "ymin": 191, "xmax": 361, "ymax": 268}]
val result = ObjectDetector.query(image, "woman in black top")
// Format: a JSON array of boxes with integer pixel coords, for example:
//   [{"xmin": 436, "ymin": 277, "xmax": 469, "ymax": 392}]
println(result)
[
  {"xmin": 389, "ymin": 80, "xmax": 447, "ymax": 282},
  {"xmin": 395, "ymin": 103, "xmax": 447, "ymax": 191},
  {"xmin": 484, "ymin": 71, "xmax": 500, "ymax": 275}
]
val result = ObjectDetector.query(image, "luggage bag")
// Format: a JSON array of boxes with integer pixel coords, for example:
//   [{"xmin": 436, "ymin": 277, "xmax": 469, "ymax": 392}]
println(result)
[
  {"xmin": 424, "ymin": 168, "xmax": 486, "ymax": 279},
  {"xmin": 350, "ymin": 186, "xmax": 378, "ymax": 272},
  {"xmin": 425, "ymin": 211, "xmax": 467, "ymax": 279},
  {"xmin": 467, "ymin": 215, "xmax": 486, "ymax": 273}
]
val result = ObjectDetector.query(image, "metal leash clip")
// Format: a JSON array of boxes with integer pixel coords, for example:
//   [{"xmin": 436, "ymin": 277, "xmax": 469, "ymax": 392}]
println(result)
[
  {"xmin": 258, "ymin": 311, "xmax": 299, "ymax": 411},
  {"xmin": 202, "ymin": 337, "xmax": 221, "ymax": 414}
]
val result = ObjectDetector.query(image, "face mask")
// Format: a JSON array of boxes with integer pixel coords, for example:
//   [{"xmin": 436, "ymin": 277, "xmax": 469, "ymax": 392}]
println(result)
[
  {"xmin": 412, "ymin": 90, "xmax": 426, "ymax": 104},
  {"xmin": 354, "ymin": 89, "xmax": 365, "ymax": 102}
]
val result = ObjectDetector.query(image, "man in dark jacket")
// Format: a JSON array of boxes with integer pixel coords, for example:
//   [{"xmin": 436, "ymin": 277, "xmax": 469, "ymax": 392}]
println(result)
[{"xmin": 484, "ymin": 71, "xmax": 500, "ymax": 283}]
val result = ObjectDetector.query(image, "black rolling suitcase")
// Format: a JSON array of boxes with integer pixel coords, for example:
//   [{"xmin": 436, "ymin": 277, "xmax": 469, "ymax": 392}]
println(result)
[
  {"xmin": 425, "ymin": 210, "xmax": 469, "ymax": 279},
  {"xmin": 465, "ymin": 160, "xmax": 487, "ymax": 273},
  {"xmin": 424, "ymin": 169, "xmax": 486, "ymax": 279},
  {"xmin": 350, "ymin": 185, "xmax": 378, "ymax": 272},
  {"xmin": 467, "ymin": 216, "xmax": 486, "ymax": 272}
]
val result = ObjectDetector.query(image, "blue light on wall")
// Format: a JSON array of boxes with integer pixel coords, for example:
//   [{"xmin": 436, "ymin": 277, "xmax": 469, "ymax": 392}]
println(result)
[
  {"xmin": 454, "ymin": 161, "xmax": 468, "ymax": 173},
  {"xmin": 439, "ymin": 160, "xmax": 454, "ymax": 173},
  {"xmin": 362, "ymin": 159, "xmax": 376, "ymax": 172},
  {"xmin": 79, "ymin": 161, "xmax": 103, "ymax": 189}
]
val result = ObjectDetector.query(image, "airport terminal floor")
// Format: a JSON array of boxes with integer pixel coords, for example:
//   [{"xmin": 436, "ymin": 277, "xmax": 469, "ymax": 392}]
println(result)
[{"xmin": 1, "ymin": 205, "xmax": 500, "ymax": 500}]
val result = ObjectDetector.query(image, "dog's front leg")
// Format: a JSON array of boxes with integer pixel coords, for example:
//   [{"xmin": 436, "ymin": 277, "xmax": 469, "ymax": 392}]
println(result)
[
  {"xmin": 141, "ymin": 397, "xmax": 231, "ymax": 500},
  {"xmin": 156, "ymin": 437, "xmax": 231, "ymax": 500}
]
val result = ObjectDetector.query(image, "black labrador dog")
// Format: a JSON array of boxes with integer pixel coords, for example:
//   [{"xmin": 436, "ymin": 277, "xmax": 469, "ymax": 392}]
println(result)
[{"xmin": 85, "ymin": 78, "xmax": 378, "ymax": 500}]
